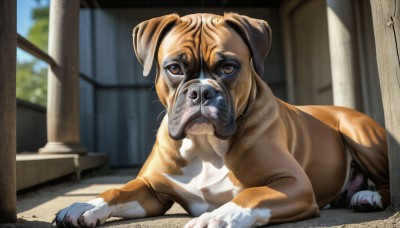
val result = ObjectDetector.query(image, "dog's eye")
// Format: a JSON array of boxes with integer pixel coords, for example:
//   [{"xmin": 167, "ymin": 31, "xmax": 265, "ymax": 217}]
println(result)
[
  {"xmin": 167, "ymin": 64, "xmax": 183, "ymax": 75},
  {"xmin": 222, "ymin": 64, "xmax": 235, "ymax": 75}
]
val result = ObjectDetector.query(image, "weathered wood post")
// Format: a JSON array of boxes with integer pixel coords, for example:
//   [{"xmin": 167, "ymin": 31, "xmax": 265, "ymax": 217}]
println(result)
[
  {"xmin": 326, "ymin": 0, "xmax": 362, "ymax": 109},
  {"xmin": 370, "ymin": 0, "xmax": 400, "ymax": 210},
  {"xmin": 39, "ymin": 0, "xmax": 87, "ymax": 154},
  {"xmin": 0, "ymin": 0, "xmax": 17, "ymax": 223}
]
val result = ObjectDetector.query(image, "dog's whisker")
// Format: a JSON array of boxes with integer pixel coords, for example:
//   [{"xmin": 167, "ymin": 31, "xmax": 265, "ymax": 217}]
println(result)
[
  {"xmin": 157, "ymin": 110, "xmax": 167, "ymax": 121},
  {"xmin": 148, "ymin": 85, "xmax": 156, "ymax": 92}
]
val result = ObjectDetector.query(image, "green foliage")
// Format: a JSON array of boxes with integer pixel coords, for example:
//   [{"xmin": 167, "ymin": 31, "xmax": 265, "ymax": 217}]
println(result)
[
  {"xmin": 27, "ymin": 18, "xmax": 49, "ymax": 52},
  {"xmin": 16, "ymin": 61, "xmax": 47, "ymax": 105},
  {"xmin": 27, "ymin": 6, "xmax": 49, "ymax": 51},
  {"xmin": 17, "ymin": 4, "xmax": 49, "ymax": 106},
  {"xmin": 31, "ymin": 6, "xmax": 49, "ymax": 20}
]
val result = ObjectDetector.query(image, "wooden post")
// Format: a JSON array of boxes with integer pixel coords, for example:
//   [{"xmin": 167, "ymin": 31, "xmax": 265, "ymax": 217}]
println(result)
[
  {"xmin": 370, "ymin": 0, "xmax": 400, "ymax": 210},
  {"xmin": 39, "ymin": 0, "xmax": 87, "ymax": 154},
  {"xmin": 326, "ymin": 0, "xmax": 363, "ymax": 109},
  {"xmin": 0, "ymin": 0, "xmax": 17, "ymax": 223}
]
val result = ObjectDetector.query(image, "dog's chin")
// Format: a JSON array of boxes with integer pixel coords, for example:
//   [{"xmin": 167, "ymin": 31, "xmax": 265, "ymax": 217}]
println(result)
[
  {"xmin": 168, "ymin": 115, "xmax": 236, "ymax": 140},
  {"xmin": 184, "ymin": 117, "xmax": 215, "ymax": 136}
]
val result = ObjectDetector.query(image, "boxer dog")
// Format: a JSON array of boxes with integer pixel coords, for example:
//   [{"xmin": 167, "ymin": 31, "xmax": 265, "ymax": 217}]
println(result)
[{"xmin": 54, "ymin": 13, "xmax": 389, "ymax": 227}]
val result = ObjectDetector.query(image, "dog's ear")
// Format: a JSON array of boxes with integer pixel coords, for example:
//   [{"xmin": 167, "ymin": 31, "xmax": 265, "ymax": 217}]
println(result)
[
  {"xmin": 224, "ymin": 13, "xmax": 272, "ymax": 76},
  {"xmin": 133, "ymin": 14, "xmax": 180, "ymax": 76}
]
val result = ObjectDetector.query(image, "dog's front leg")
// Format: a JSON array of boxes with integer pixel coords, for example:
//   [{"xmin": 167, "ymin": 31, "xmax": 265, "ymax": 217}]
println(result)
[
  {"xmin": 185, "ymin": 177, "xmax": 319, "ymax": 228},
  {"xmin": 54, "ymin": 177, "xmax": 172, "ymax": 227}
]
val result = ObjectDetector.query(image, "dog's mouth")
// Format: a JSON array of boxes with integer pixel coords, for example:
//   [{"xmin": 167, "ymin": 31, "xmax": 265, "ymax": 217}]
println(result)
[
  {"xmin": 169, "ymin": 108, "xmax": 236, "ymax": 140},
  {"xmin": 168, "ymin": 87, "xmax": 236, "ymax": 140}
]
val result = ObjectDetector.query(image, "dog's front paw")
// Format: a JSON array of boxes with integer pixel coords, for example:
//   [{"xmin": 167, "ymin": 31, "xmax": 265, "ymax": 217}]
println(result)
[
  {"xmin": 184, "ymin": 202, "xmax": 271, "ymax": 228},
  {"xmin": 53, "ymin": 198, "xmax": 111, "ymax": 227}
]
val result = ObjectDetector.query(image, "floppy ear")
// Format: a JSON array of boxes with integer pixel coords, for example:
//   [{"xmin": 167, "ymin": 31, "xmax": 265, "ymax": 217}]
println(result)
[
  {"xmin": 224, "ymin": 13, "xmax": 272, "ymax": 76},
  {"xmin": 132, "ymin": 14, "xmax": 180, "ymax": 76}
]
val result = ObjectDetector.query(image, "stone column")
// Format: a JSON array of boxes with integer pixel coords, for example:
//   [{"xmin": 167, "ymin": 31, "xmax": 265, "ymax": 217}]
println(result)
[
  {"xmin": 0, "ymin": 0, "xmax": 17, "ymax": 223},
  {"xmin": 326, "ymin": 0, "xmax": 362, "ymax": 109},
  {"xmin": 39, "ymin": 0, "xmax": 87, "ymax": 154}
]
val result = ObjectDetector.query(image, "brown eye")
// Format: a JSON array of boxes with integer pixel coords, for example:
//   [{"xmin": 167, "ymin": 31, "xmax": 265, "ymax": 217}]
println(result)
[
  {"xmin": 167, "ymin": 64, "xmax": 183, "ymax": 75},
  {"xmin": 222, "ymin": 64, "xmax": 235, "ymax": 75}
]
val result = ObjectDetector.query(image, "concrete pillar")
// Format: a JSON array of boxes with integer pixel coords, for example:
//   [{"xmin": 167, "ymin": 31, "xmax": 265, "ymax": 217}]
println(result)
[
  {"xmin": 0, "ymin": 0, "xmax": 17, "ymax": 223},
  {"xmin": 326, "ymin": 0, "xmax": 362, "ymax": 109},
  {"xmin": 280, "ymin": 0, "xmax": 301, "ymax": 104},
  {"xmin": 39, "ymin": 0, "xmax": 87, "ymax": 154}
]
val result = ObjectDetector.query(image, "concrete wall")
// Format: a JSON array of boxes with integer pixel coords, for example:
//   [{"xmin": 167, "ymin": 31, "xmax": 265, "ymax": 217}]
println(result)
[
  {"xmin": 290, "ymin": 0, "xmax": 333, "ymax": 105},
  {"xmin": 16, "ymin": 99, "xmax": 47, "ymax": 152},
  {"xmin": 78, "ymin": 8, "xmax": 286, "ymax": 167}
]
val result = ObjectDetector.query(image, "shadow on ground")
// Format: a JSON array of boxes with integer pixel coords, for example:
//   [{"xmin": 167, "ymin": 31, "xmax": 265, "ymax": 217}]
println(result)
[{"xmin": 5, "ymin": 169, "xmax": 399, "ymax": 228}]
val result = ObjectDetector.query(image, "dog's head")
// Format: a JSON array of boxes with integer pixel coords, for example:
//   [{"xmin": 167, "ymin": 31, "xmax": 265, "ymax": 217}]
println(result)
[{"xmin": 133, "ymin": 13, "xmax": 271, "ymax": 140}]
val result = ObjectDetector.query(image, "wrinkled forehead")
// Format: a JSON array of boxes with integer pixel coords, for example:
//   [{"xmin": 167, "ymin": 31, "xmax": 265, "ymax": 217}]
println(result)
[{"xmin": 158, "ymin": 14, "xmax": 249, "ymax": 64}]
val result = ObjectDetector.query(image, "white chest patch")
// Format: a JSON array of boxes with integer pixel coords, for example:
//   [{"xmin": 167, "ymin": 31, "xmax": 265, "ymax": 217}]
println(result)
[{"xmin": 164, "ymin": 135, "xmax": 241, "ymax": 216}]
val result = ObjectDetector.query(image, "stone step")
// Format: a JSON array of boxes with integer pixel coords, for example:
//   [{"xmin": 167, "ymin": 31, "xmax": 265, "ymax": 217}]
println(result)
[{"xmin": 16, "ymin": 153, "xmax": 108, "ymax": 191}]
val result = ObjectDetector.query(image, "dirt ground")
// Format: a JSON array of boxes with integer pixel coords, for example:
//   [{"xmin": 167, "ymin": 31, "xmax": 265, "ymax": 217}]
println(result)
[{"xmin": 1, "ymin": 169, "xmax": 399, "ymax": 228}]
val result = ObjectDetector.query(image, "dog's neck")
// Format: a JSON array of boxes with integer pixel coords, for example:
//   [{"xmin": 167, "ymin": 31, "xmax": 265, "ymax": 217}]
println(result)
[{"xmin": 227, "ymin": 76, "xmax": 280, "ymax": 156}]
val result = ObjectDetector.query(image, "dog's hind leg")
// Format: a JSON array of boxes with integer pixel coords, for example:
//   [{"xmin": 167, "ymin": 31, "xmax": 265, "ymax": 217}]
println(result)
[
  {"xmin": 338, "ymin": 110, "xmax": 390, "ymax": 211},
  {"xmin": 330, "ymin": 161, "xmax": 368, "ymax": 209}
]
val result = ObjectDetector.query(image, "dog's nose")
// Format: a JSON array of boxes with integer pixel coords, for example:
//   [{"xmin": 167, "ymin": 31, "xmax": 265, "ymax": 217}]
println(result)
[{"xmin": 187, "ymin": 84, "xmax": 216, "ymax": 104}]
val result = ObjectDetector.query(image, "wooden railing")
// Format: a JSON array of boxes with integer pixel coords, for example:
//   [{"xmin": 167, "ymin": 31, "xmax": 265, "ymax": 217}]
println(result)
[
  {"xmin": 16, "ymin": 33, "xmax": 153, "ymax": 90},
  {"xmin": 17, "ymin": 35, "xmax": 56, "ymax": 67}
]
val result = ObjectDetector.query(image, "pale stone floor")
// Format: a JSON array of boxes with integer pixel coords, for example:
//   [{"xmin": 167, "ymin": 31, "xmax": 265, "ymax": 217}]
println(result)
[{"xmin": 1, "ymin": 169, "xmax": 399, "ymax": 228}]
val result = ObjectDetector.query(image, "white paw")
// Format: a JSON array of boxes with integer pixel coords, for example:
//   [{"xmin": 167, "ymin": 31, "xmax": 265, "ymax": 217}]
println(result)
[
  {"xmin": 350, "ymin": 190, "xmax": 383, "ymax": 212},
  {"xmin": 184, "ymin": 202, "xmax": 271, "ymax": 228},
  {"xmin": 53, "ymin": 198, "xmax": 111, "ymax": 227}
]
